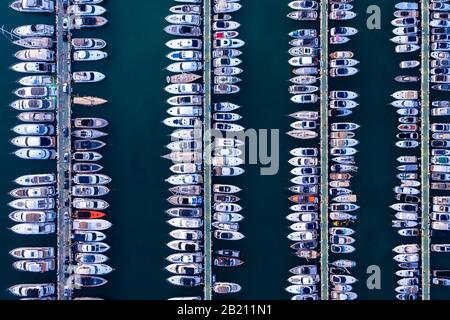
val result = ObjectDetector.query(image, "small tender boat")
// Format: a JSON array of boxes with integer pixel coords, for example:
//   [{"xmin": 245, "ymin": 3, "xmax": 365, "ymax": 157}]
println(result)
[
  {"xmin": 167, "ymin": 217, "xmax": 203, "ymax": 229},
  {"xmin": 166, "ymin": 84, "xmax": 203, "ymax": 96},
  {"xmin": 167, "ymin": 239, "xmax": 201, "ymax": 251},
  {"xmin": 330, "ymin": 67, "xmax": 359, "ymax": 77},
  {"xmin": 214, "ymin": 66, "xmax": 243, "ymax": 75},
  {"xmin": 285, "ymin": 285, "xmax": 317, "ymax": 294},
  {"xmin": 72, "ymin": 71, "xmax": 105, "ymax": 83},
  {"xmin": 73, "ymin": 129, "xmax": 107, "ymax": 140},
  {"xmin": 73, "ymin": 219, "xmax": 112, "ymax": 231},
  {"xmin": 330, "ymin": 58, "xmax": 359, "ymax": 68},
  {"xmin": 330, "ymin": 36, "xmax": 350, "ymax": 44},
  {"xmin": 166, "ymin": 50, "xmax": 202, "ymax": 61},
  {"xmin": 165, "ymin": 263, "xmax": 203, "ymax": 275},
  {"xmin": 213, "ymin": 13, "xmax": 232, "ymax": 21},
  {"xmin": 213, "ymin": 282, "xmax": 242, "ymax": 294},
  {"xmin": 214, "ymin": 256, "xmax": 243, "ymax": 267},
  {"xmin": 71, "ymin": 16, "xmax": 108, "ymax": 29},
  {"xmin": 167, "ymin": 275, "xmax": 202, "ymax": 287},
  {"xmin": 213, "ymin": 48, "xmax": 242, "ymax": 57},
  {"xmin": 73, "ymin": 174, "xmax": 111, "ymax": 185},
  {"xmin": 398, "ymin": 228, "xmax": 419, "ymax": 236},
  {"xmin": 330, "ymin": 10, "xmax": 357, "ymax": 20},
  {"xmin": 164, "ymin": 25, "xmax": 202, "ymax": 37},
  {"xmin": 287, "ymin": 11, "xmax": 318, "ymax": 21},
  {"xmin": 169, "ymin": 229, "xmax": 203, "ymax": 241},
  {"xmin": 166, "ymin": 38, "xmax": 202, "ymax": 50},
  {"xmin": 76, "ymin": 242, "xmax": 110, "ymax": 253},
  {"xmin": 170, "ymin": 5, "xmax": 201, "ymax": 14},
  {"xmin": 330, "ymin": 274, "xmax": 357, "ymax": 284},
  {"xmin": 213, "ymin": 184, "xmax": 241, "ymax": 194},
  {"xmin": 330, "ymin": 51, "xmax": 354, "ymax": 59},
  {"xmin": 68, "ymin": 4, "xmax": 106, "ymax": 15},
  {"xmin": 73, "ymin": 50, "xmax": 108, "ymax": 61},
  {"xmin": 393, "ymin": 26, "xmax": 419, "ymax": 36},
  {"xmin": 330, "ymin": 27, "xmax": 358, "ymax": 36},
  {"xmin": 289, "ymin": 29, "xmax": 317, "ymax": 39},
  {"xmin": 213, "ymin": 212, "xmax": 244, "ymax": 222},
  {"xmin": 72, "ymin": 38, "xmax": 107, "ymax": 50},
  {"xmin": 74, "ymin": 230, "xmax": 107, "ymax": 243},
  {"xmin": 212, "ymin": 21, "xmax": 240, "ymax": 31},
  {"xmin": 213, "ymin": 2, "xmax": 242, "ymax": 13},
  {"xmin": 166, "ymin": 14, "xmax": 201, "ymax": 26},
  {"xmin": 74, "ymin": 264, "xmax": 113, "ymax": 276},
  {"xmin": 72, "ymin": 185, "xmax": 109, "ymax": 197},
  {"xmin": 330, "ymin": 291, "xmax": 357, "ymax": 300},
  {"xmin": 289, "ymin": 47, "xmax": 318, "ymax": 57},
  {"xmin": 166, "ymin": 252, "xmax": 203, "ymax": 264},
  {"xmin": 74, "ymin": 140, "xmax": 106, "ymax": 151},
  {"xmin": 166, "ymin": 61, "xmax": 203, "ymax": 73},
  {"xmin": 75, "ymin": 253, "xmax": 109, "ymax": 264},
  {"xmin": 73, "ymin": 210, "xmax": 106, "ymax": 219},
  {"xmin": 395, "ymin": 75, "xmax": 419, "ymax": 83},
  {"xmin": 73, "ymin": 198, "xmax": 109, "ymax": 210},
  {"xmin": 289, "ymin": 111, "xmax": 319, "ymax": 121},
  {"xmin": 74, "ymin": 275, "xmax": 108, "ymax": 287},
  {"xmin": 74, "ymin": 117, "xmax": 109, "ymax": 129},
  {"xmin": 395, "ymin": 44, "xmax": 420, "ymax": 53},
  {"xmin": 213, "ymin": 38, "xmax": 245, "ymax": 49},
  {"xmin": 167, "ymin": 95, "xmax": 203, "ymax": 107},
  {"xmin": 391, "ymin": 35, "xmax": 419, "ymax": 45}
]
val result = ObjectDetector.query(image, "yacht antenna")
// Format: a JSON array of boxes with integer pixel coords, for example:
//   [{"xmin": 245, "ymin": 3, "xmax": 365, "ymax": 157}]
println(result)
[{"xmin": 0, "ymin": 25, "xmax": 20, "ymax": 42}]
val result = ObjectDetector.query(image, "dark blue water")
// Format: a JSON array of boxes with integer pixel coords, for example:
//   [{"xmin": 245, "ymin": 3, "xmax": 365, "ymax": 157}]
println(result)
[{"xmin": 0, "ymin": 0, "xmax": 447, "ymax": 300}]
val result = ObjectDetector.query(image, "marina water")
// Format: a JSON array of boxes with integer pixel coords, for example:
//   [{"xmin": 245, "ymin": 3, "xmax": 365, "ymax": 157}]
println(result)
[{"xmin": 0, "ymin": 0, "xmax": 449, "ymax": 300}]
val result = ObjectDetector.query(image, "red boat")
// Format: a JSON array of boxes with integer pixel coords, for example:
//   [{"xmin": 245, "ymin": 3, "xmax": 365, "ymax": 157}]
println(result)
[
  {"xmin": 73, "ymin": 210, "xmax": 106, "ymax": 219},
  {"xmin": 289, "ymin": 195, "xmax": 319, "ymax": 204},
  {"xmin": 213, "ymin": 31, "xmax": 238, "ymax": 39}
]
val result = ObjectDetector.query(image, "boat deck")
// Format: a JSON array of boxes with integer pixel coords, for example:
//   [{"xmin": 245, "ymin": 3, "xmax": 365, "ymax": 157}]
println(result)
[
  {"xmin": 56, "ymin": 0, "xmax": 73, "ymax": 300},
  {"xmin": 319, "ymin": 0, "xmax": 329, "ymax": 300},
  {"xmin": 203, "ymin": 0, "xmax": 213, "ymax": 301},
  {"xmin": 420, "ymin": 0, "xmax": 430, "ymax": 300}
]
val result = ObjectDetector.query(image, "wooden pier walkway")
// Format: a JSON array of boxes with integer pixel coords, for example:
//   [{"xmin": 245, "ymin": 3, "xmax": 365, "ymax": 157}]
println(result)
[
  {"xmin": 319, "ymin": 0, "xmax": 329, "ymax": 300},
  {"xmin": 55, "ymin": 0, "xmax": 73, "ymax": 300},
  {"xmin": 203, "ymin": 0, "xmax": 213, "ymax": 301},
  {"xmin": 420, "ymin": 0, "xmax": 430, "ymax": 300}
]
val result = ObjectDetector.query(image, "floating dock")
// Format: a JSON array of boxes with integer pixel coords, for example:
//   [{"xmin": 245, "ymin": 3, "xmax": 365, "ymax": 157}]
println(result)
[
  {"xmin": 55, "ymin": 1, "xmax": 73, "ymax": 300},
  {"xmin": 319, "ymin": 0, "xmax": 329, "ymax": 300},
  {"xmin": 420, "ymin": 0, "xmax": 430, "ymax": 300},
  {"xmin": 203, "ymin": 0, "xmax": 213, "ymax": 301}
]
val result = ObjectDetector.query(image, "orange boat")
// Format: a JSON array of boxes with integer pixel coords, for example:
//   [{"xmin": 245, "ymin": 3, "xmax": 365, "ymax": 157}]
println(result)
[
  {"xmin": 73, "ymin": 210, "xmax": 106, "ymax": 219},
  {"xmin": 330, "ymin": 173, "xmax": 353, "ymax": 180},
  {"xmin": 288, "ymin": 195, "xmax": 318, "ymax": 204},
  {"xmin": 73, "ymin": 96, "xmax": 108, "ymax": 106}
]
